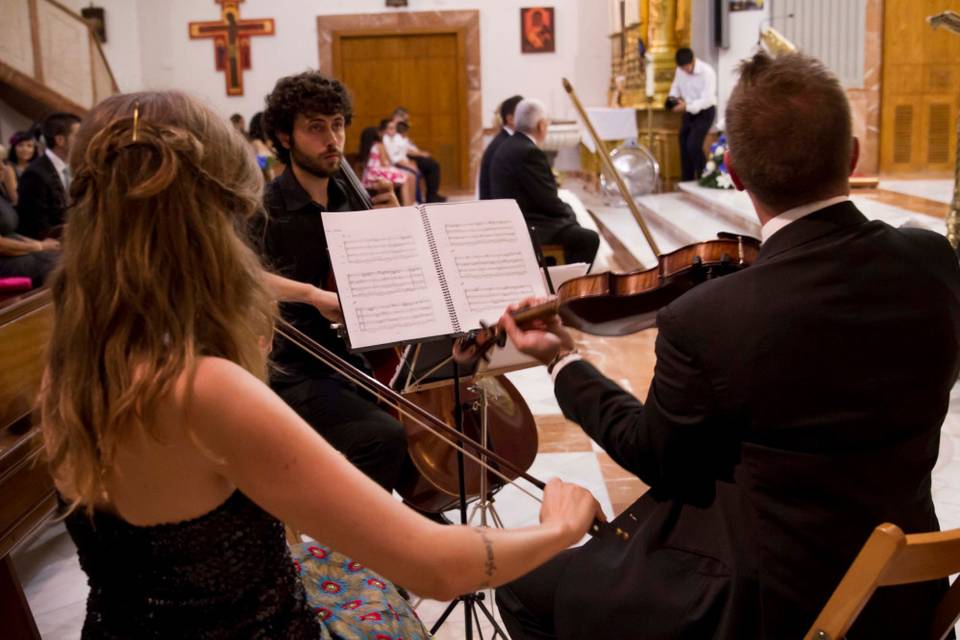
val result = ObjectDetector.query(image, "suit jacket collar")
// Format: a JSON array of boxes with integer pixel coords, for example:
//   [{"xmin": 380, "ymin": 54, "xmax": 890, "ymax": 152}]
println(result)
[
  {"xmin": 757, "ymin": 200, "xmax": 868, "ymax": 263},
  {"xmin": 514, "ymin": 131, "xmax": 538, "ymax": 148}
]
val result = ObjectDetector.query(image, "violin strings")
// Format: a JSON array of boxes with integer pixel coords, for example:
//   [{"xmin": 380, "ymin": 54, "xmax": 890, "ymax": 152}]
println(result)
[{"xmin": 276, "ymin": 325, "xmax": 544, "ymax": 507}]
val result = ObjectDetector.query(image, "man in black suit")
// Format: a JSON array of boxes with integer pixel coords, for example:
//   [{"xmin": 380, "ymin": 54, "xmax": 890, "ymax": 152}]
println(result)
[
  {"xmin": 17, "ymin": 112, "xmax": 80, "ymax": 239},
  {"xmin": 495, "ymin": 52, "xmax": 960, "ymax": 639},
  {"xmin": 490, "ymin": 98, "xmax": 599, "ymax": 266},
  {"xmin": 478, "ymin": 94, "xmax": 523, "ymax": 200}
]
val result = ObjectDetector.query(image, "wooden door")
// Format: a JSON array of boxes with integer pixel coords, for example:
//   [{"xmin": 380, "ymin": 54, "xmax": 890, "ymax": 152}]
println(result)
[
  {"xmin": 880, "ymin": 0, "xmax": 960, "ymax": 175},
  {"xmin": 336, "ymin": 32, "xmax": 466, "ymax": 190}
]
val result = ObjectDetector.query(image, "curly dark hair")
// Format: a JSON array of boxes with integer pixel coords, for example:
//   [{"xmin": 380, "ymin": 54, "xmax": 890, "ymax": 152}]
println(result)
[{"xmin": 263, "ymin": 71, "xmax": 352, "ymax": 165}]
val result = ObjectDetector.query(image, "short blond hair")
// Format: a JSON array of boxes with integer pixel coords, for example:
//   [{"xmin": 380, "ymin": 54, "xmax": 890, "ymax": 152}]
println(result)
[{"xmin": 726, "ymin": 52, "xmax": 852, "ymax": 212}]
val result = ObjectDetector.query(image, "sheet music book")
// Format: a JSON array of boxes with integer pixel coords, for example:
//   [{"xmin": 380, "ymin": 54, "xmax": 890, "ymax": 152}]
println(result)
[{"xmin": 322, "ymin": 200, "xmax": 547, "ymax": 351}]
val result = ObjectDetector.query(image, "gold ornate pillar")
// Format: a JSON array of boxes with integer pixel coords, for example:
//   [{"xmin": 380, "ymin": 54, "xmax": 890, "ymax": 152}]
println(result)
[{"xmin": 612, "ymin": 0, "xmax": 691, "ymax": 108}]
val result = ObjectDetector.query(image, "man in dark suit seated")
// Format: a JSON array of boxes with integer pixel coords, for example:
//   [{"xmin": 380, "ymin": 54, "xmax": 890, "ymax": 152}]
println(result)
[
  {"xmin": 17, "ymin": 112, "xmax": 80, "ymax": 239},
  {"xmin": 495, "ymin": 52, "xmax": 960, "ymax": 639},
  {"xmin": 490, "ymin": 98, "xmax": 599, "ymax": 266},
  {"xmin": 479, "ymin": 94, "xmax": 523, "ymax": 200}
]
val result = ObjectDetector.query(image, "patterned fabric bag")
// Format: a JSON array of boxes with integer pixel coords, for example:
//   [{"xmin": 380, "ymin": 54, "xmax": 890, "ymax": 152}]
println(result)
[{"xmin": 291, "ymin": 541, "xmax": 430, "ymax": 639}]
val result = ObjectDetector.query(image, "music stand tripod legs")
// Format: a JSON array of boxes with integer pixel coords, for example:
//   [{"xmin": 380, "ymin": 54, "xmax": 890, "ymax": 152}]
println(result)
[
  {"xmin": 467, "ymin": 379, "xmax": 506, "ymax": 529},
  {"xmin": 429, "ymin": 361, "xmax": 509, "ymax": 640}
]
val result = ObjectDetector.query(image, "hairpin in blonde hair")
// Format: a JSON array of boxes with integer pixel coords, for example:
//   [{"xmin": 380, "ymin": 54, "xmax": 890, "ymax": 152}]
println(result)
[{"xmin": 132, "ymin": 101, "xmax": 141, "ymax": 142}]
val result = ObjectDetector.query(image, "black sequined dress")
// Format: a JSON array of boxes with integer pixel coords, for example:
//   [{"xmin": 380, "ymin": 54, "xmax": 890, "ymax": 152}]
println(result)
[{"xmin": 64, "ymin": 490, "xmax": 321, "ymax": 639}]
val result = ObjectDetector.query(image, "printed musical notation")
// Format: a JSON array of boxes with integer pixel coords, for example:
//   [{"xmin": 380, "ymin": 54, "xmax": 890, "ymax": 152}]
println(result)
[
  {"xmin": 454, "ymin": 253, "xmax": 526, "ymax": 280},
  {"xmin": 344, "ymin": 235, "xmax": 419, "ymax": 264},
  {"xmin": 444, "ymin": 220, "xmax": 519, "ymax": 247},
  {"xmin": 347, "ymin": 267, "xmax": 429, "ymax": 298},
  {"xmin": 355, "ymin": 299, "xmax": 436, "ymax": 333},
  {"xmin": 464, "ymin": 284, "xmax": 536, "ymax": 314}
]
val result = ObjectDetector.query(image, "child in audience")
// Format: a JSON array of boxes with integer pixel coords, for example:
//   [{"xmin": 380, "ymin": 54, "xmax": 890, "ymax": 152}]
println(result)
[{"xmin": 358, "ymin": 125, "xmax": 416, "ymax": 205}]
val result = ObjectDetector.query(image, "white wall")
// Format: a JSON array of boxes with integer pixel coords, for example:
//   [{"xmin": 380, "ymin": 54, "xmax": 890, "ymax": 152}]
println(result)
[
  {"xmin": 58, "ymin": 0, "xmax": 143, "ymax": 92},
  {"xmin": 131, "ymin": 0, "xmax": 610, "ymax": 125},
  {"xmin": 715, "ymin": 5, "xmax": 769, "ymax": 128}
]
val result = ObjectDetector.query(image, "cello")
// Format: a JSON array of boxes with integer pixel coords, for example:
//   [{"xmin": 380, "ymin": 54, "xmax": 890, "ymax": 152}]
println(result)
[{"xmin": 331, "ymin": 159, "xmax": 539, "ymax": 515}]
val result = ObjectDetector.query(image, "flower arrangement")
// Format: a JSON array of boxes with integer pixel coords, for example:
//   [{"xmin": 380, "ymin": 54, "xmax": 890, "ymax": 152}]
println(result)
[{"xmin": 698, "ymin": 134, "xmax": 734, "ymax": 189}]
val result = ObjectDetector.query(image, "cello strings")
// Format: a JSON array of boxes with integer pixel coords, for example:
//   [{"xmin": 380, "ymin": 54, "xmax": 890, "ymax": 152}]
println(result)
[{"xmin": 276, "ymin": 325, "xmax": 544, "ymax": 506}]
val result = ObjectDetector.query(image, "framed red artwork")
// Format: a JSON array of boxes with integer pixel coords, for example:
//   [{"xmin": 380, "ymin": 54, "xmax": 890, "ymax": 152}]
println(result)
[{"xmin": 521, "ymin": 7, "xmax": 555, "ymax": 54}]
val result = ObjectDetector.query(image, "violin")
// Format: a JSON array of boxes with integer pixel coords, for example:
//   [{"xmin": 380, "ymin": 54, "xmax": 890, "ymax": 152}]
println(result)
[
  {"xmin": 456, "ymin": 80, "xmax": 760, "ymax": 357},
  {"xmin": 334, "ymin": 159, "xmax": 539, "ymax": 515}
]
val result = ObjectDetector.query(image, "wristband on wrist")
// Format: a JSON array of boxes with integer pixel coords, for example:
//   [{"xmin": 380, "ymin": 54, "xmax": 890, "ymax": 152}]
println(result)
[{"xmin": 547, "ymin": 348, "xmax": 579, "ymax": 375}]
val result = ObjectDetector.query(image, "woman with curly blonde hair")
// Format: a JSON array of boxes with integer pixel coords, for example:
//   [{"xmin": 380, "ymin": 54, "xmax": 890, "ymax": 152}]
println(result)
[{"xmin": 40, "ymin": 91, "xmax": 601, "ymax": 639}]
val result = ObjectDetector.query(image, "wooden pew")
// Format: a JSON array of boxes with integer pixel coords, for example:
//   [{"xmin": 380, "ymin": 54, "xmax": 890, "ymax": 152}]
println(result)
[{"xmin": 0, "ymin": 290, "xmax": 55, "ymax": 639}]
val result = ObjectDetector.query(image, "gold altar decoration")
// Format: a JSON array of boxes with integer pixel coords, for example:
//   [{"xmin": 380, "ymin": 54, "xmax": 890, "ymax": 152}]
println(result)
[
  {"xmin": 609, "ymin": 0, "xmax": 692, "ymax": 108},
  {"xmin": 928, "ymin": 10, "xmax": 960, "ymax": 249}
]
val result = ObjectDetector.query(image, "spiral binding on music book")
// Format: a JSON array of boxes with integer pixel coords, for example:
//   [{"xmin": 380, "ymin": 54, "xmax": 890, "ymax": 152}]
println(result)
[{"xmin": 419, "ymin": 205, "xmax": 461, "ymax": 334}]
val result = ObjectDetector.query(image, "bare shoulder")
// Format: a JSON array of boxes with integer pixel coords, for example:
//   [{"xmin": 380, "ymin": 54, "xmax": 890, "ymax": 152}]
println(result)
[{"xmin": 175, "ymin": 357, "xmax": 285, "ymax": 441}]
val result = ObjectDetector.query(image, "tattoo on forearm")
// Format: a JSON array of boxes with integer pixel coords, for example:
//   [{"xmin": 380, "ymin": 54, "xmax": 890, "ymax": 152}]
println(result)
[{"xmin": 476, "ymin": 528, "xmax": 497, "ymax": 588}]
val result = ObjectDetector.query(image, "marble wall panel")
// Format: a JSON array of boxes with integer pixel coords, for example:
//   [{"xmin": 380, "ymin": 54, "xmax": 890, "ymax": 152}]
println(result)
[
  {"xmin": 317, "ymin": 11, "xmax": 482, "ymax": 190},
  {"xmin": 0, "ymin": 0, "xmax": 36, "ymax": 78},
  {"xmin": 848, "ymin": 0, "xmax": 882, "ymax": 175},
  {"xmin": 37, "ymin": 0, "xmax": 92, "ymax": 109}
]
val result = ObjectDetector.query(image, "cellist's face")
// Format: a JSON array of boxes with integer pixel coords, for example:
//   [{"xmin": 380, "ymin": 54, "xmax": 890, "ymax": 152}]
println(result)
[{"xmin": 283, "ymin": 112, "xmax": 346, "ymax": 178}]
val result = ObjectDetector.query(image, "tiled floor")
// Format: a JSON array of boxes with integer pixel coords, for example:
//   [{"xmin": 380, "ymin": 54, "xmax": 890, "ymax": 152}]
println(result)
[
  {"xmin": 15, "ymin": 176, "xmax": 960, "ymax": 639},
  {"xmin": 878, "ymin": 179, "xmax": 954, "ymax": 206}
]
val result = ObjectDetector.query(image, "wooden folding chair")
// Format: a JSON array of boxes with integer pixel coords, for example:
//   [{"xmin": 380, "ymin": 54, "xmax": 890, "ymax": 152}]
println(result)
[{"xmin": 805, "ymin": 523, "xmax": 960, "ymax": 640}]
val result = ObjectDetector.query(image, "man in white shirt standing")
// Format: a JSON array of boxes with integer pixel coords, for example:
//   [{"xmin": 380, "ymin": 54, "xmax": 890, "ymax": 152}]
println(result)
[{"xmin": 668, "ymin": 47, "xmax": 717, "ymax": 181}]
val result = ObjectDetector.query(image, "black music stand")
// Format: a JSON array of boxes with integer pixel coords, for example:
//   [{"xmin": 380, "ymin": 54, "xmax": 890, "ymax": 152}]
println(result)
[{"xmin": 396, "ymin": 340, "xmax": 509, "ymax": 639}]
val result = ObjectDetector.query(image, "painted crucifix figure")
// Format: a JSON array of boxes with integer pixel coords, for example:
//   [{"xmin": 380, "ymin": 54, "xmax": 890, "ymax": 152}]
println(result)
[{"xmin": 189, "ymin": 0, "xmax": 274, "ymax": 96}]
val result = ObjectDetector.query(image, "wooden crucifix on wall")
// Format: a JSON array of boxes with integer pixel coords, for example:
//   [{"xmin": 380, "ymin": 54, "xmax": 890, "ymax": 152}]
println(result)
[{"xmin": 189, "ymin": 0, "xmax": 274, "ymax": 96}]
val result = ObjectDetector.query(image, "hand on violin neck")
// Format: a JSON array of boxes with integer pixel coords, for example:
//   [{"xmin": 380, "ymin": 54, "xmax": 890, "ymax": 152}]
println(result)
[
  {"xmin": 307, "ymin": 287, "xmax": 343, "ymax": 323},
  {"xmin": 369, "ymin": 177, "xmax": 400, "ymax": 209},
  {"xmin": 500, "ymin": 298, "xmax": 574, "ymax": 366}
]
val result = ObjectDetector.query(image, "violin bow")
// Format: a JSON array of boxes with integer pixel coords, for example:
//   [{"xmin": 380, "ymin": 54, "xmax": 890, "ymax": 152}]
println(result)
[
  {"xmin": 562, "ymin": 77, "xmax": 662, "ymax": 257},
  {"xmin": 277, "ymin": 318, "xmax": 628, "ymax": 541}
]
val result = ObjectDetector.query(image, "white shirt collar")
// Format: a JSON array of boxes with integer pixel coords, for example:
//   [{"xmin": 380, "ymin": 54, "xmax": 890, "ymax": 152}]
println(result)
[
  {"xmin": 761, "ymin": 195, "xmax": 851, "ymax": 243},
  {"xmin": 503, "ymin": 126, "xmax": 515, "ymax": 135},
  {"xmin": 45, "ymin": 147, "xmax": 67, "ymax": 175}
]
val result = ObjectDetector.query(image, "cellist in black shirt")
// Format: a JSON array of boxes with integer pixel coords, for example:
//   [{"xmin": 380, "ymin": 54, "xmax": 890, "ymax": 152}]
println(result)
[{"xmin": 251, "ymin": 71, "xmax": 408, "ymax": 491}]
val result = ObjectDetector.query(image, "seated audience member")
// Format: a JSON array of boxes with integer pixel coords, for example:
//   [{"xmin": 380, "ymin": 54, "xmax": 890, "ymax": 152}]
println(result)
[
  {"xmin": 490, "ymin": 98, "xmax": 599, "ymax": 266},
  {"xmin": 4, "ymin": 131, "xmax": 40, "ymax": 206},
  {"xmin": 379, "ymin": 118, "xmax": 422, "ymax": 203},
  {"xmin": 359, "ymin": 126, "xmax": 415, "ymax": 205},
  {"xmin": 8, "ymin": 131, "xmax": 39, "ymax": 178},
  {"xmin": 479, "ymin": 94, "xmax": 523, "ymax": 200},
  {"xmin": 248, "ymin": 112, "xmax": 281, "ymax": 181},
  {"xmin": 0, "ymin": 186, "xmax": 58, "ymax": 288},
  {"xmin": 386, "ymin": 107, "xmax": 445, "ymax": 202},
  {"xmin": 17, "ymin": 112, "xmax": 81, "ymax": 239},
  {"xmin": 40, "ymin": 89, "xmax": 600, "ymax": 638},
  {"xmin": 229, "ymin": 112, "xmax": 247, "ymax": 137},
  {"xmin": 495, "ymin": 52, "xmax": 960, "ymax": 640}
]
